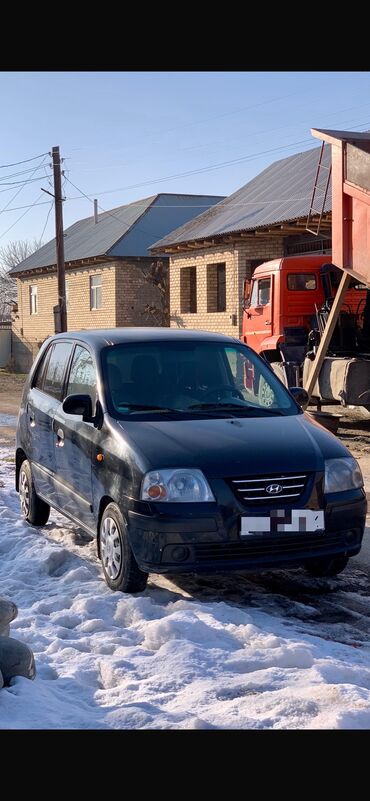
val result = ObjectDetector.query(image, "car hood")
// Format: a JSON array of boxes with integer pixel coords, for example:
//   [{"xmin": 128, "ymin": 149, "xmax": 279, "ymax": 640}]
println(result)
[{"xmin": 117, "ymin": 412, "xmax": 349, "ymax": 478}]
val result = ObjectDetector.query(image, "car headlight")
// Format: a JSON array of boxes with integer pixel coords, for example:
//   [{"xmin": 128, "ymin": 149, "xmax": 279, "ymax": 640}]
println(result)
[
  {"xmin": 324, "ymin": 457, "xmax": 363, "ymax": 493},
  {"xmin": 141, "ymin": 468, "xmax": 215, "ymax": 502}
]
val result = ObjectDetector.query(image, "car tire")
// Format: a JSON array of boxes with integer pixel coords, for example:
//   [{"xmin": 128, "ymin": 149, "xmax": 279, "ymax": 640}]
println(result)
[
  {"xmin": 19, "ymin": 460, "xmax": 50, "ymax": 526},
  {"xmin": 304, "ymin": 555, "xmax": 349, "ymax": 577},
  {"xmin": 99, "ymin": 503, "xmax": 148, "ymax": 593}
]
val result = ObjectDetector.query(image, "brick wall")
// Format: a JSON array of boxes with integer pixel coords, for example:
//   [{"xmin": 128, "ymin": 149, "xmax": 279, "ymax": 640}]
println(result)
[
  {"xmin": 11, "ymin": 262, "xmax": 117, "ymax": 371},
  {"xmin": 11, "ymin": 258, "xmax": 169, "ymax": 371},
  {"xmin": 169, "ymin": 238, "xmax": 284, "ymax": 337},
  {"xmin": 115, "ymin": 259, "xmax": 167, "ymax": 327}
]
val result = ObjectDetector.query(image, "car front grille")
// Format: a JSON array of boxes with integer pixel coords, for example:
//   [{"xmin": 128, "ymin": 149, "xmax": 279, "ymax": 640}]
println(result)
[
  {"xmin": 229, "ymin": 472, "xmax": 309, "ymax": 505},
  {"xmin": 192, "ymin": 531, "xmax": 358, "ymax": 563}
]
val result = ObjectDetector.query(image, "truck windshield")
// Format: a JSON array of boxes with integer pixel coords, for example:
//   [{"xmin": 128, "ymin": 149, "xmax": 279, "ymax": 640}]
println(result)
[{"xmin": 101, "ymin": 341, "xmax": 299, "ymax": 419}]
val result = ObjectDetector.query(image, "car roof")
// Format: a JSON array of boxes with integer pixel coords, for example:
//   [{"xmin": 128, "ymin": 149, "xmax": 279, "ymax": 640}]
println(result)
[{"xmin": 47, "ymin": 327, "xmax": 241, "ymax": 350}]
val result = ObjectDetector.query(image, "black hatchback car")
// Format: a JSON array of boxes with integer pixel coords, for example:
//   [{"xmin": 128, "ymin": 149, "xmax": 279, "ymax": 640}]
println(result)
[{"xmin": 15, "ymin": 328, "xmax": 367, "ymax": 593}]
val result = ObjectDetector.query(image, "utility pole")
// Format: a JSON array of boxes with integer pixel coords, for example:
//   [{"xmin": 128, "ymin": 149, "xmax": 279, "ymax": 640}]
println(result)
[{"xmin": 52, "ymin": 146, "xmax": 67, "ymax": 332}]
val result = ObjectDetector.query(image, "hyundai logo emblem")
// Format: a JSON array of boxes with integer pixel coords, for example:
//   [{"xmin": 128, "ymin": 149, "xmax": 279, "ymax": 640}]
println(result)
[{"xmin": 266, "ymin": 483, "xmax": 283, "ymax": 495}]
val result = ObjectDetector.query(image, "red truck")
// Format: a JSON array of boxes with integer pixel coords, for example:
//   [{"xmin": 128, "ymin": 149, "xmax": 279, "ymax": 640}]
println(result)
[{"xmin": 242, "ymin": 254, "xmax": 370, "ymax": 411}]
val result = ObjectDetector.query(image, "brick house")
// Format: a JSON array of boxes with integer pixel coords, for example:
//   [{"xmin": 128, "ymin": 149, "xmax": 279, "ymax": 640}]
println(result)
[
  {"xmin": 9, "ymin": 192, "xmax": 223, "ymax": 370},
  {"xmin": 151, "ymin": 146, "xmax": 332, "ymax": 338}
]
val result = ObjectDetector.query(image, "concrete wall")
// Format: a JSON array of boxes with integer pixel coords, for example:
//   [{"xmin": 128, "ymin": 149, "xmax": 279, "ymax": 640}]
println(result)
[{"xmin": 0, "ymin": 330, "xmax": 11, "ymax": 368}]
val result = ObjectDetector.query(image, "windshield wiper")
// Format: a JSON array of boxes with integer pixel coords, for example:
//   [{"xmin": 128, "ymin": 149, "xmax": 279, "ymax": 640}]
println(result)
[
  {"xmin": 117, "ymin": 403, "xmax": 181, "ymax": 413},
  {"xmin": 188, "ymin": 402, "xmax": 285, "ymax": 415},
  {"xmin": 116, "ymin": 403, "xmax": 237, "ymax": 417}
]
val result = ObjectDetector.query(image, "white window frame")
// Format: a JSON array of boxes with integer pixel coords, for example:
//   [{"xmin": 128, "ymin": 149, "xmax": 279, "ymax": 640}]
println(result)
[
  {"xmin": 90, "ymin": 274, "xmax": 102, "ymax": 310},
  {"xmin": 29, "ymin": 285, "xmax": 38, "ymax": 315}
]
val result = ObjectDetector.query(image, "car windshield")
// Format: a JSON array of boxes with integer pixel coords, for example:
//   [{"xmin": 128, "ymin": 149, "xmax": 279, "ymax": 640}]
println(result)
[{"xmin": 101, "ymin": 340, "xmax": 300, "ymax": 419}]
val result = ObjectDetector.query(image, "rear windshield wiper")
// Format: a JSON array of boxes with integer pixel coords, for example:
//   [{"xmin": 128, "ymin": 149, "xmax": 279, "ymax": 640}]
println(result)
[{"xmin": 188, "ymin": 402, "xmax": 286, "ymax": 415}]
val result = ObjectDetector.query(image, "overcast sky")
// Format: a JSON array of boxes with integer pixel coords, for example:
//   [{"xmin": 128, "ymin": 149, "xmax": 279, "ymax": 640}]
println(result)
[{"xmin": 1, "ymin": 71, "xmax": 370, "ymax": 251}]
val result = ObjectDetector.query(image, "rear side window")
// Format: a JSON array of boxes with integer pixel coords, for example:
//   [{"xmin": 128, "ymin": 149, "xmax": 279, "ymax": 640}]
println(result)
[
  {"xmin": 66, "ymin": 345, "xmax": 96, "ymax": 406},
  {"xmin": 43, "ymin": 341, "xmax": 73, "ymax": 400},
  {"xmin": 33, "ymin": 347, "xmax": 52, "ymax": 390},
  {"xmin": 287, "ymin": 274, "xmax": 317, "ymax": 290}
]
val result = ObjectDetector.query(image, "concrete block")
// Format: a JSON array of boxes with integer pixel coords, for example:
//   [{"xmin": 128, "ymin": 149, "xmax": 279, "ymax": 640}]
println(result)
[{"xmin": 0, "ymin": 636, "xmax": 36, "ymax": 685}]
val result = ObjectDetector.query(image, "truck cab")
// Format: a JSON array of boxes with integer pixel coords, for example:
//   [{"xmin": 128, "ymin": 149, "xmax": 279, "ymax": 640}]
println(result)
[
  {"xmin": 242, "ymin": 254, "xmax": 370, "ymax": 409},
  {"xmin": 242, "ymin": 255, "xmax": 331, "ymax": 365}
]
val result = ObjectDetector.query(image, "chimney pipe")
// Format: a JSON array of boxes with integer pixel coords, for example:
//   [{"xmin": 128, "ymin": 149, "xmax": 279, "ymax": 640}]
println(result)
[{"xmin": 94, "ymin": 199, "xmax": 98, "ymax": 224}]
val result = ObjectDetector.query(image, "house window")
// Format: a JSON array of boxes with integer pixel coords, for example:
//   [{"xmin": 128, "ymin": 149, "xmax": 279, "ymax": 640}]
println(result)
[
  {"xmin": 29, "ymin": 285, "xmax": 38, "ymax": 315},
  {"xmin": 90, "ymin": 275, "xmax": 102, "ymax": 310},
  {"xmin": 180, "ymin": 266, "xmax": 197, "ymax": 313},
  {"xmin": 207, "ymin": 263, "xmax": 226, "ymax": 312}
]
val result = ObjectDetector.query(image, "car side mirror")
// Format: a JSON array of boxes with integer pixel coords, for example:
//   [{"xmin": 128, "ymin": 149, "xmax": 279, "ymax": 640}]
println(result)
[
  {"xmin": 289, "ymin": 386, "xmax": 309, "ymax": 409},
  {"xmin": 63, "ymin": 393, "xmax": 94, "ymax": 422}
]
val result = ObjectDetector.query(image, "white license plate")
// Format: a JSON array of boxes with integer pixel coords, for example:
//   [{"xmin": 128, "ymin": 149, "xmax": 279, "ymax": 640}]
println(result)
[{"xmin": 240, "ymin": 509, "xmax": 325, "ymax": 537}]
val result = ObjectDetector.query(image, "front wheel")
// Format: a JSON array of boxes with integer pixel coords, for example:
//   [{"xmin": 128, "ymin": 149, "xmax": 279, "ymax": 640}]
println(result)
[
  {"xmin": 99, "ymin": 503, "xmax": 148, "ymax": 593},
  {"xmin": 19, "ymin": 460, "xmax": 50, "ymax": 526},
  {"xmin": 304, "ymin": 555, "xmax": 349, "ymax": 577}
]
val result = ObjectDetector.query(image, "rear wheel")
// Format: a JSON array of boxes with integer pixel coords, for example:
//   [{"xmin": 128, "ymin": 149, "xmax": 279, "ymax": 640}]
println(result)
[
  {"xmin": 99, "ymin": 503, "xmax": 148, "ymax": 593},
  {"xmin": 304, "ymin": 555, "xmax": 349, "ymax": 577},
  {"xmin": 19, "ymin": 460, "xmax": 50, "ymax": 526}
]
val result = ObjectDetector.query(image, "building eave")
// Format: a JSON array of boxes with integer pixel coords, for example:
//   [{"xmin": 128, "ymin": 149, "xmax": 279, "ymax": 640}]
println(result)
[{"xmin": 151, "ymin": 214, "xmax": 332, "ymax": 254}]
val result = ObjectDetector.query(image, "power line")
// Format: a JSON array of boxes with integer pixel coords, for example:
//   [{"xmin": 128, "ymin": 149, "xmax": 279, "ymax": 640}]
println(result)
[
  {"xmin": 0, "ymin": 193, "xmax": 44, "ymax": 241},
  {"xmin": 0, "ymin": 201, "xmax": 51, "ymax": 213},
  {"xmin": 0, "ymin": 174, "xmax": 53, "ymax": 188},
  {"xmin": 0, "ymin": 164, "xmax": 52, "ymax": 183},
  {"xmin": 0, "ymin": 152, "xmax": 49, "ymax": 169},
  {"xmin": 0, "ymin": 155, "xmax": 48, "ymax": 213},
  {"xmin": 66, "ymin": 138, "xmax": 316, "ymax": 201},
  {"xmin": 39, "ymin": 201, "xmax": 54, "ymax": 241}
]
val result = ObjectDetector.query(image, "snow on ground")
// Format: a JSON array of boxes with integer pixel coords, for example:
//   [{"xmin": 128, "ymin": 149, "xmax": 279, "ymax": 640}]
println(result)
[
  {"xmin": 0, "ymin": 414, "xmax": 17, "ymax": 427},
  {"xmin": 1, "ymin": 442, "xmax": 370, "ymax": 729}
]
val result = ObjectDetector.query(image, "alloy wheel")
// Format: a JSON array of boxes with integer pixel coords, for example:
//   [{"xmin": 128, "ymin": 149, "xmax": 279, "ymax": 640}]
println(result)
[
  {"xmin": 19, "ymin": 469, "xmax": 30, "ymax": 517},
  {"xmin": 101, "ymin": 516, "xmax": 122, "ymax": 580}
]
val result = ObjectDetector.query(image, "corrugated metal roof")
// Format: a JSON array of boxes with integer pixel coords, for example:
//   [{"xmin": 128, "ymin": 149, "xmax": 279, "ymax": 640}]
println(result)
[
  {"xmin": 313, "ymin": 128, "xmax": 370, "ymax": 143},
  {"xmin": 9, "ymin": 193, "xmax": 225, "ymax": 275},
  {"xmin": 151, "ymin": 146, "xmax": 331, "ymax": 249}
]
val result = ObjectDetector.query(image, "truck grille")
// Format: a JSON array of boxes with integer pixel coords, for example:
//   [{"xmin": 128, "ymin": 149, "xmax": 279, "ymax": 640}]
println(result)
[{"xmin": 230, "ymin": 472, "xmax": 309, "ymax": 505}]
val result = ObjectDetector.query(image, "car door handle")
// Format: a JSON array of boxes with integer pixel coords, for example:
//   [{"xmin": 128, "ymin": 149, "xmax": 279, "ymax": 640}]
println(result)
[
  {"xmin": 27, "ymin": 404, "xmax": 36, "ymax": 427},
  {"xmin": 56, "ymin": 428, "xmax": 65, "ymax": 447},
  {"xmin": 265, "ymin": 321, "xmax": 271, "ymax": 325}
]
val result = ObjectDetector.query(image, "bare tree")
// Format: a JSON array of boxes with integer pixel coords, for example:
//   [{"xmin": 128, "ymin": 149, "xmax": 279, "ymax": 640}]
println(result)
[
  {"xmin": 0, "ymin": 239, "xmax": 43, "ymax": 273},
  {"xmin": 0, "ymin": 239, "xmax": 43, "ymax": 321},
  {"xmin": 140, "ymin": 259, "xmax": 170, "ymax": 327}
]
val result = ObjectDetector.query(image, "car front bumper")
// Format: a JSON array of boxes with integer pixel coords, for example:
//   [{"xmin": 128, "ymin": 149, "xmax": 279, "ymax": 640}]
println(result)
[{"xmin": 127, "ymin": 486, "xmax": 367, "ymax": 574}]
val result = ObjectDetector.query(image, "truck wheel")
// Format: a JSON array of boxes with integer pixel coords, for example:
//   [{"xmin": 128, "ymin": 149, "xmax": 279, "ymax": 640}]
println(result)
[
  {"xmin": 19, "ymin": 460, "xmax": 50, "ymax": 526},
  {"xmin": 304, "ymin": 555, "xmax": 349, "ymax": 577},
  {"xmin": 99, "ymin": 503, "xmax": 148, "ymax": 593}
]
